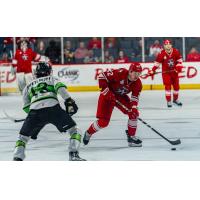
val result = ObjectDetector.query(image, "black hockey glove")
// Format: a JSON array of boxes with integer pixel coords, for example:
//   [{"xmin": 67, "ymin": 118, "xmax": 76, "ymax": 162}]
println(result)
[{"xmin": 64, "ymin": 98, "xmax": 78, "ymax": 116}]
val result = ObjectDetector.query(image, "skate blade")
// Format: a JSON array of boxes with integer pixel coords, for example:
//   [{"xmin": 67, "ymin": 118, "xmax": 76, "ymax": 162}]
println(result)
[
  {"xmin": 69, "ymin": 158, "xmax": 87, "ymax": 161},
  {"xmin": 173, "ymin": 103, "xmax": 182, "ymax": 107},
  {"xmin": 128, "ymin": 143, "xmax": 142, "ymax": 147},
  {"xmin": 83, "ymin": 141, "xmax": 90, "ymax": 145},
  {"xmin": 13, "ymin": 157, "xmax": 23, "ymax": 161}
]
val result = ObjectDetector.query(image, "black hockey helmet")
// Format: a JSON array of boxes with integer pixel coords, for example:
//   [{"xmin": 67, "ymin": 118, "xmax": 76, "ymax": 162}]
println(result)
[{"xmin": 35, "ymin": 62, "xmax": 52, "ymax": 78}]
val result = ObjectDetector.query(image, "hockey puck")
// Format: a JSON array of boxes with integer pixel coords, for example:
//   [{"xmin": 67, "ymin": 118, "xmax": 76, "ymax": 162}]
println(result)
[{"xmin": 171, "ymin": 148, "xmax": 176, "ymax": 151}]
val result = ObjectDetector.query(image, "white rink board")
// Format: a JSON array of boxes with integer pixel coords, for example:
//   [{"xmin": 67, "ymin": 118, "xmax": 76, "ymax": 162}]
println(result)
[
  {"xmin": 0, "ymin": 62, "xmax": 200, "ymax": 90},
  {"xmin": 49, "ymin": 62, "xmax": 200, "ymax": 85}
]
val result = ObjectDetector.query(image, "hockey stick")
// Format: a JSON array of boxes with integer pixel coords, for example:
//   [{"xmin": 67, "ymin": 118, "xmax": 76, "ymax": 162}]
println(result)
[
  {"xmin": 137, "ymin": 118, "xmax": 181, "ymax": 145},
  {"xmin": 3, "ymin": 110, "xmax": 25, "ymax": 123},
  {"xmin": 140, "ymin": 69, "xmax": 176, "ymax": 78},
  {"xmin": 3, "ymin": 110, "xmax": 86, "ymax": 123},
  {"xmin": 115, "ymin": 100, "xmax": 181, "ymax": 145}
]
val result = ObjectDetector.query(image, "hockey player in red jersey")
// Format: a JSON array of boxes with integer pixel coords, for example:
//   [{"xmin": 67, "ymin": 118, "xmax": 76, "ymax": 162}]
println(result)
[
  {"xmin": 12, "ymin": 39, "xmax": 41, "ymax": 93},
  {"xmin": 151, "ymin": 39, "xmax": 183, "ymax": 107},
  {"xmin": 83, "ymin": 62, "xmax": 143, "ymax": 147}
]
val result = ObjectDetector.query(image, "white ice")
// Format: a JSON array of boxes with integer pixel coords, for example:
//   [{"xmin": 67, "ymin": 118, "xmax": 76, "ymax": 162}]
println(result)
[{"xmin": 0, "ymin": 90, "xmax": 200, "ymax": 161}]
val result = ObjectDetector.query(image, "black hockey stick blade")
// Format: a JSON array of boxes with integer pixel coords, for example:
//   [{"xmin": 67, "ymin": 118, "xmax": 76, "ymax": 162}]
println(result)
[
  {"xmin": 3, "ymin": 110, "xmax": 25, "ymax": 123},
  {"xmin": 169, "ymin": 138, "xmax": 181, "ymax": 145},
  {"xmin": 14, "ymin": 118, "xmax": 25, "ymax": 123}
]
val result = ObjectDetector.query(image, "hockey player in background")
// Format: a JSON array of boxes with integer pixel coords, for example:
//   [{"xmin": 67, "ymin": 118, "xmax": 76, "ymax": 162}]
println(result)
[
  {"xmin": 12, "ymin": 39, "xmax": 41, "ymax": 93},
  {"xmin": 83, "ymin": 62, "xmax": 143, "ymax": 147},
  {"xmin": 151, "ymin": 39, "xmax": 183, "ymax": 108},
  {"xmin": 13, "ymin": 62, "xmax": 85, "ymax": 161}
]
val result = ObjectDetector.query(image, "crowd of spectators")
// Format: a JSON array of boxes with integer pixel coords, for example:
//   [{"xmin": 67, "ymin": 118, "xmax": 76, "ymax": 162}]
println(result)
[
  {"xmin": 1, "ymin": 37, "xmax": 200, "ymax": 64},
  {"xmin": 186, "ymin": 47, "xmax": 200, "ymax": 61}
]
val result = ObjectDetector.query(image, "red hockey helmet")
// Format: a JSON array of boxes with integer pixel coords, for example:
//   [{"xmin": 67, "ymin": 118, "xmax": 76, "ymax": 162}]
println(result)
[
  {"xmin": 129, "ymin": 62, "xmax": 142, "ymax": 73},
  {"xmin": 163, "ymin": 39, "xmax": 172, "ymax": 45}
]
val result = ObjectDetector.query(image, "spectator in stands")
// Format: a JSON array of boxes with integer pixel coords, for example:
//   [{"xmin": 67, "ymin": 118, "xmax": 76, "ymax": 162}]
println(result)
[
  {"xmin": 84, "ymin": 50, "xmax": 101, "ymax": 63},
  {"xmin": 135, "ymin": 39, "xmax": 143, "ymax": 57},
  {"xmin": 105, "ymin": 37, "xmax": 117, "ymax": 48},
  {"xmin": 36, "ymin": 40, "xmax": 46, "ymax": 55},
  {"xmin": 63, "ymin": 40, "xmax": 75, "ymax": 64},
  {"xmin": 0, "ymin": 37, "xmax": 4, "ymax": 45},
  {"xmin": 64, "ymin": 40, "xmax": 74, "ymax": 52},
  {"xmin": 16, "ymin": 37, "xmax": 36, "ymax": 50},
  {"xmin": 64, "ymin": 49, "xmax": 75, "ymax": 64},
  {"xmin": 16, "ymin": 37, "xmax": 25, "ymax": 44},
  {"xmin": 186, "ymin": 47, "xmax": 200, "ymax": 61},
  {"xmin": 3, "ymin": 37, "xmax": 13, "ymax": 46},
  {"xmin": 115, "ymin": 50, "xmax": 129, "ymax": 63},
  {"xmin": 104, "ymin": 50, "xmax": 114, "ymax": 63},
  {"xmin": 0, "ymin": 52, "xmax": 10, "ymax": 64},
  {"xmin": 74, "ymin": 41, "xmax": 89, "ymax": 63},
  {"xmin": 149, "ymin": 40, "xmax": 162, "ymax": 57},
  {"xmin": 45, "ymin": 40, "xmax": 60, "ymax": 64},
  {"xmin": 130, "ymin": 52, "xmax": 137, "ymax": 61},
  {"xmin": 3, "ymin": 37, "xmax": 13, "ymax": 59},
  {"xmin": 0, "ymin": 38, "xmax": 4, "ymax": 51},
  {"xmin": 88, "ymin": 37, "xmax": 101, "ymax": 49},
  {"xmin": 28, "ymin": 37, "xmax": 36, "ymax": 50}
]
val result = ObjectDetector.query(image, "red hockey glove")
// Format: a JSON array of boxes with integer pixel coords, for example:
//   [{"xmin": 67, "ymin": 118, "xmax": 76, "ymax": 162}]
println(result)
[
  {"xmin": 175, "ymin": 65, "xmax": 182, "ymax": 73},
  {"xmin": 128, "ymin": 107, "xmax": 139, "ymax": 118},
  {"xmin": 101, "ymin": 87, "xmax": 116, "ymax": 101},
  {"xmin": 149, "ymin": 66, "xmax": 158, "ymax": 77}
]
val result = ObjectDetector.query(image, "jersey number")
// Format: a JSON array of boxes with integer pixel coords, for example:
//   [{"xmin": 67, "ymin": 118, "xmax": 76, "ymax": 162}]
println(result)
[
  {"xmin": 106, "ymin": 69, "xmax": 113, "ymax": 76},
  {"xmin": 31, "ymin": 82, "xmax": 48, "ymax": 96}
]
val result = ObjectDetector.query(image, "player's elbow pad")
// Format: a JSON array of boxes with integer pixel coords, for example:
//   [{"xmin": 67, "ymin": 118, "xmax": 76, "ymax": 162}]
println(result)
[
  {"xmin": 23, "ymin": 105, "xmax": 30, "ymax": 113},
  {"xmin": 98, "ymin": 76, "xmax": 108, "ymax": 88}
]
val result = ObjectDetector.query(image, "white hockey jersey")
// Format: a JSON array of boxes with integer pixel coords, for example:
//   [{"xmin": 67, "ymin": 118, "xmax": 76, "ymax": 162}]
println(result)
[{"xmin": 22, "ymin": 76, "xmax": 70, "ymax": 113}]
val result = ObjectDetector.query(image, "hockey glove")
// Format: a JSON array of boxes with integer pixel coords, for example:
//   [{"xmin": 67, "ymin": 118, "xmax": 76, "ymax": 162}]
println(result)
[
  {"xmin": 64, "ymin": 98, "xmax": 78, "ymax": 116},
  {"xmin": 149, "ymin": 66, "xmax": 158, "ymax": 77},
  {"xmin": 128, "ymin": 107, "xmax": 139, "ymax": 118},
  {"xmin": 175, "ymin": 65, "xmax": 182, "ymax": 73}
]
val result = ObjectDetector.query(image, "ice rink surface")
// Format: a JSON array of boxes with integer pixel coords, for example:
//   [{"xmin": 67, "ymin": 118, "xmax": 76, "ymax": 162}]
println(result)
[{"xmin": 0, "ymin": 90, "xmax": 200, "ymax": 161}]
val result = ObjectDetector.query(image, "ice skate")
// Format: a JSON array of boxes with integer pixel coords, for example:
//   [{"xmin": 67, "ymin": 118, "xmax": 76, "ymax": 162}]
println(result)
[
  {"xmin": 127, "ymin": 135, "xmax": 142, "ymax": 147},
  {"xmin": 13, "ymin": 140, "xmax": 26, "ymax": 161},
  {"xmin": 126, "ymin": 131, "xmax": 142, "ymax": 147},
  {"xmin": 173, "ymin": 100, "xmax": 182, "ymax": 106},
  {"xmin": 83, "ymin": 131, "xmax": 91, "ymax": 145},
  {"xmin": 69, "ymin": 151, "xmax": 86, "ymax": 161},
  {"xmin": 167, "ymin": 101, "xmax": 172, "ymax": 108}
]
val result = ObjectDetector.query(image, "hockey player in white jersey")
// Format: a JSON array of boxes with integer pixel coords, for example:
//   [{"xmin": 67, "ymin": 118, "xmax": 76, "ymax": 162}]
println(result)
[{"xmin": 13, "ymin": 62, "xmax": 86, "ymax": 161}]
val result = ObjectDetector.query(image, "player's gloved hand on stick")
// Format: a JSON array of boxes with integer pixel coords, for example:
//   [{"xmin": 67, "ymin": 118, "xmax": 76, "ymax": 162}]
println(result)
[
  {"xmin": 175, "ymin": 65, "xmax": 182, "ymax": 73},
  {"xmin": 128, "ymin": 107, "xmax": 139, "ymax": 118},
  {"xmin": 101, "ymin": 87, "xmax": 116, "ymax": 102},
  {"xmin": 149, "ymin": 66, "xmax": 158, "ymax": 77},
  {"xmin": 64, "ymin": 97, "xmax": 78, "ymax": 116}
]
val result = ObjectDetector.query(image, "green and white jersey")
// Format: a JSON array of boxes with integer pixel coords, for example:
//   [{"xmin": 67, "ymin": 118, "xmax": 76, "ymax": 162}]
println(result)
[{"xmin": 22, "ymin": 76, "xmax": 70, "ymax": 113}]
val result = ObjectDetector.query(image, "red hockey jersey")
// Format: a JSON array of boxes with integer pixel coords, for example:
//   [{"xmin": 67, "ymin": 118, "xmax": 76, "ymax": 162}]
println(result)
[
  {"xmin": 12, "ymin": 48, "xmax": 40, "ymax": 73},
  {"xmin": 115, "ymin": 56, "xmax": 129, "ymax": 63},
  {"xmin": 154, "ymin": 48, "xmax": 183, "ymax": 71},
  {"xmin": 98, "ymin": 68, "xmax": 142, "ymax": 106}
]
